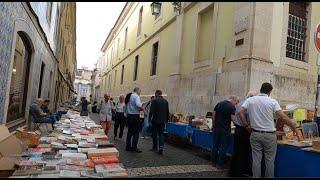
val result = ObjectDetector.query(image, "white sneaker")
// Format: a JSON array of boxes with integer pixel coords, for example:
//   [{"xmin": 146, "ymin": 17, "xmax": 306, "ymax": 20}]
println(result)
[{"xmin": 140, "ymin": 136, "xmax": 145, "ymax": 139}]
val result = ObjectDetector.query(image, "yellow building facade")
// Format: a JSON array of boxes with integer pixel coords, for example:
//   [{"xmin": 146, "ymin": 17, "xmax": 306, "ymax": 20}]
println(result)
[{"xmin": 101, "ymin": 2, "xmax": 320, "ymax": 116}]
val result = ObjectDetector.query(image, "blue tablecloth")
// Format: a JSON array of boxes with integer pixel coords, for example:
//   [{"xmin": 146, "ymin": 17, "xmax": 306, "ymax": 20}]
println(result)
[
  {"xmin": 192, "ymin": 129, "xmax": 234, "ymax": 154},
  {"xmin": 166, "ymin": 122, "xmax": 196, "ymax": 142},
  {"xmin": 166, "ymin": 122, "xmax": 320, "ymax": 177},
  {"xmin": 275, "ymin": 144, "xmax": 320, "ymax": 177},
  {"xmin": 166, "ymin": 123, "xmax": 233, "ymax": 153}
]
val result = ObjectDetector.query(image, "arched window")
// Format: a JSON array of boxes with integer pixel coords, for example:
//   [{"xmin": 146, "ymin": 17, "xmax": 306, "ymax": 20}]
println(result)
[{"xmin": 7, "ymin": 32, "xmax": 32, "ymax": 123}]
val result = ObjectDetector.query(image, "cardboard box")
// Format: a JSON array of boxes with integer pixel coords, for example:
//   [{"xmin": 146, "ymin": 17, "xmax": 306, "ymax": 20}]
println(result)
[
  {"xmin": 15, "ymin": 129, "xmax": 40, "ymax": 147},
  {"xmin": 312, "ymin": 139, "xmax": 320, "ymax": 150},
  {"xmin": 0, "ymin": 125, "xmax": 23, "ymax": 177}
]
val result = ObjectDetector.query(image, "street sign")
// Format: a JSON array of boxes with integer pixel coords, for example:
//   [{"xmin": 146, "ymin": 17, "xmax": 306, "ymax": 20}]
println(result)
[{"xmin": 315, "ymin": 23, "xmax": 320, "ymax": 52}]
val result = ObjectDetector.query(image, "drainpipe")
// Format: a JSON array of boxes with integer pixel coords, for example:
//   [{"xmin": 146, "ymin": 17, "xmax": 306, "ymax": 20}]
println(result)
[{"xmin": 246, "ymin": 2, "xmax": 256, "ymax": 94}]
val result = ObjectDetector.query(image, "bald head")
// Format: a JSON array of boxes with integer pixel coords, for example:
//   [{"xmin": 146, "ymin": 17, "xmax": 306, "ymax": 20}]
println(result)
[{"xmin": 228, "ymin": 95, "xmax": 240, "ymax": 106}]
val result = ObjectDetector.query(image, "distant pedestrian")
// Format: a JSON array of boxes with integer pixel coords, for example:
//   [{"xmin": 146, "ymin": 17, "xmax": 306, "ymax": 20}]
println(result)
[
  {"xmin": 125, "ymin": 87, "xmax": 144, "ymax": 153},
  {"xmin": 238, "ymin": 82, "xmax": 303, "ymax": 178},
  {"xmin": 80, "ymin": 97, "xmax": 89, "ymax": 116},
  {"xmin": 99, "ymin": 94, "xmax": 113, "ymax": 135},
  {"xmin": 149, "ymin": 90, "xmax": 169, "ymax": 155},
  {"xmin": 229, "ymin": 91, "xmax": 258, "ymax": 177},
  {"xmin": 110, "ymin": 98, "xmax": 116, "ymax": 121},
  {"xmin": 140, "ymin": 96, "xmax": 154, "ymax": 139},
  {"xmin": 92, "ymin": 101, "xmax": 98, "ymax": 113},
  {"xmin": 114, "ymin": 95, "xmax": 126, "ymax": 140},
  {"xmin": 211, "ymin": 95, "xmax": 240, "ymax": 169}
]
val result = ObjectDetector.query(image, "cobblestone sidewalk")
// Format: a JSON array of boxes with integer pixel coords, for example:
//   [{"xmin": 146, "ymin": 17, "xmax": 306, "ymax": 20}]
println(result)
[{"xmin": 89, "ymin": 113, "xmax": 228, "ymax": 178}]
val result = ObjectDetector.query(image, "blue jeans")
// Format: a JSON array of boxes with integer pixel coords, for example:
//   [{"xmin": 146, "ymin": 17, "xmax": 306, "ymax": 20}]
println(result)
[
  {"xmin": 140, "ymin": 116, "xmax": 149, "ymax": 137},
  {"xmin": 152, "ymin": 123, "xmax": 165, "ymax": 151},
  {"xmin": 212, "ymin": 129, "xmax": 232, "ymax": 166}
]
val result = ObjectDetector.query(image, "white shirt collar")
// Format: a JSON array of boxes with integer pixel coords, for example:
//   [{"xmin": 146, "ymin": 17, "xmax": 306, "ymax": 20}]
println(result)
[{"xmin": 258, "ymin": 93, "xmax": 268, "ymax": 97}]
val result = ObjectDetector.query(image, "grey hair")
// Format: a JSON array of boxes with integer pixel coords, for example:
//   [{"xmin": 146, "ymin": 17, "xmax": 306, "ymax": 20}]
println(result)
[
  {"xmin": 133, "ymin": 87, "xmax": 140, "ymax": 92},
  {"xmin": 246, "ymin": 91, "xmax": 258, "ymax": 98},
  {"xmin": 228, "ymin": 95, "xmax": 240, "ymax": 101}
]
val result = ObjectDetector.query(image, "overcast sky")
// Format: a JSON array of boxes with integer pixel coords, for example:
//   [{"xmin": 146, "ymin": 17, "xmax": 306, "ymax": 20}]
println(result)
[{"xmin": 76, "ymin": 2, "xmax": 126, "ymax": 70}]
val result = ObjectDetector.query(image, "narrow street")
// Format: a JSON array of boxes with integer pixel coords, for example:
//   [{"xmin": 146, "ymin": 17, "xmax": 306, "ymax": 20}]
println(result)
[{"xmin": 89, "ymin": 113, "xmax": 228, "ymax": 178}]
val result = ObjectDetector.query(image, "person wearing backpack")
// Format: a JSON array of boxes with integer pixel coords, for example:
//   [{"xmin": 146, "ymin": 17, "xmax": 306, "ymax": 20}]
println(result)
[{"xmin": 125, "ymin": 87, "xmax": 144, "ymax": 153}]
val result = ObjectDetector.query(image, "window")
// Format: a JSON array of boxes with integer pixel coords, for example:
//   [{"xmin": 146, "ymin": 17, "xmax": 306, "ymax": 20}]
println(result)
[
  {"xmin": 117, "ymin": 38, "xmax": 120, "ymax": 59},
  {"xmin": 121, "ymin": 65, "xmax": 124, "ymax": 84},
  {"xmin": 155, "ymin": 5, "xmax": 162, "ymax": 20},
  {"xmin": 48, "ymin": 72, "xmax": 53, "ymax": 98},
  {"xmin": 124, "ymin": 27, "xmax": 128, "ymax": 50},
  {"xmin": 108, "ymin": 75, "xmax": 111, "ymax": 89},
  {"xmin": 114, "ymin": 70, "xmax": 117, "ymax": 87},
  {"xmin": 7, "ymin": 33, "xmax": 32, "ymax": 124},
  {"xmin": 46, "ymin": 2, "xmax": 53, "ymax": 25},
  {"xmin": 286, "ymin": 2, "xmax": 308, "ymax": 62},
  {"xmin": 150, "ymin": 42, "xmax": 159, "ymax": 76},
  {"xmin": 137, "ymin": 6, "xmax": 143, "ymax": 36},
  {"xmin": 111, "ymin": 47, "xmax": 114, "ymax": 62},
  {"xmin": 38, "ymin": 62, "xmax": 45, "ymax": 98},
  {"xmin": 197, "ymin": 5, "xmax": 214, "ymax": 62},
  {"xmin": 133, "ymin": 55, "xmax": 139, "ymax": 81}
]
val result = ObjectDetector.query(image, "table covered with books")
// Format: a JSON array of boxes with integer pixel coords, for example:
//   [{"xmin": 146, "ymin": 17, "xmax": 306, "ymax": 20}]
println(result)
[
  {"xmin": 6, "ymin": 110, "xmax": 128, "ymax": 178},
  {"xmin": 166, "ymin": 120, "xmax": 320, "ymax": 177}
]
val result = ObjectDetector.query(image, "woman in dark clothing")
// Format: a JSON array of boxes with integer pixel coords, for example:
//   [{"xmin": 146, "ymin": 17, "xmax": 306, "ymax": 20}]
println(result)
[
  {"xmin": 114, "ymin": 95, "xmax": 126, "ymax": 140},
  {"xmin": 80, "ymin": 97, "xmax": 89, "ymax": 116},
  {"xmin": 92, "ymin": 101, "xmax": 98, "ymax": 113}
]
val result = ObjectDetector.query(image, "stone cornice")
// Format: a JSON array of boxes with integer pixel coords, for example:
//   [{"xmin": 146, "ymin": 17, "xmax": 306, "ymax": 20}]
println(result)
[{"xmin": 101, "ymin": 2, "xmax": 132, "ymax": 52}]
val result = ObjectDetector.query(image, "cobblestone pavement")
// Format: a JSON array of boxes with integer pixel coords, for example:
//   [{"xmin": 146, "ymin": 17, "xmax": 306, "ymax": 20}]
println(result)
[{"xmin": 89, "ymin": 113, "xmax": 228, "ymax": 178}]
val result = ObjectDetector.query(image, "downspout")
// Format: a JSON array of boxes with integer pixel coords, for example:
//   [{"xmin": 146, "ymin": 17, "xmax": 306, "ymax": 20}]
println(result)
[{"xmin": 246, "ymin": 2, "xmax": 256, "ymax": 93}]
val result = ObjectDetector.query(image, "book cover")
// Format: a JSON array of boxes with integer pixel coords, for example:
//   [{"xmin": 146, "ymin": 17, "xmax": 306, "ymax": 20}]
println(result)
[
  {"xmin": 96, "ymin": 141, "xmax": 114, "ymax": 146},
  {"xmin": 59, "ymin": 170, "xmax": 81, "ymax": 178},
  {"xmin": 87, "ymin": 148, "xmax": 119, "ymax": 158},
  {"xmin": 62, "ymin": 153, "xmax": 87, "ymax": 161},
  {"xmin": 90, "ymin": 156, "xmax": 119, "ymax": 164}
]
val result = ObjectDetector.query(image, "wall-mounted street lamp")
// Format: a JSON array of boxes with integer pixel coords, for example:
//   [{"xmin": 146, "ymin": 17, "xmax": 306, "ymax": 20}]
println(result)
[
  {"xmin": 151, "ymin": 2, "xmax": 182, "ymax": 16},
  {"xmin": 150, "ymin": 2, "xmax": 162, "ymax": 16},
  {"xmin": 171, "ymin": 2, "xmax": 181, "ymax": 14}
]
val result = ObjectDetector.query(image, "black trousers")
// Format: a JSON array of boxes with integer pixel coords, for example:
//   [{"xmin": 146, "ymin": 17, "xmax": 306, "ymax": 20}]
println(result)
[
  {"xmin": 126, "ymin": 114, "xmax": 141, "ymax": 150},
  {"xmin": 114, "ymin": 112, "xmax": 126, "ymax": 138},
  {"xmin": 230, "ymin": 125, "xmax": 252, "ymax": 177},
  {"xmin": 152, "ymin": 123, "xmax": 165, "ymax": 150}
]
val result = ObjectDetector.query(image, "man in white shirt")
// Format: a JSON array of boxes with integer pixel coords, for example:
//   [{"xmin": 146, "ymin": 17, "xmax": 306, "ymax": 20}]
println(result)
[
  {"xmin": 238, "ymin": 82, "xmax": 302, "ymax": 178},
  {"xmin": 99, "ymin": 94, "xmax": 113, "ymax": 135},
  {"xmin": 125, "ymin": 87, "xmax": 144, "ymax": 153}
]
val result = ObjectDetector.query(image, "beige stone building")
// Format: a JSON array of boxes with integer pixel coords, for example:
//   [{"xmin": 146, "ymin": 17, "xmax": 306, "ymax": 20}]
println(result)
[
  {"xmin": 100, "ymin": 2, "xmax": 320, "ymax": 116},
  {"xmin": 74, "ymin": 67, "xmax": 93, "ymax": 101},
  {"xmin": 0, "ymin": 2, "xmax": 76, "ymax": 130}
]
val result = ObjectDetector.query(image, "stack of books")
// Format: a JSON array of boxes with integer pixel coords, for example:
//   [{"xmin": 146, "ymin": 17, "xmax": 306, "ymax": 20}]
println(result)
[{"xmin": 9, "ymin": 110, "xmax": 128, "ymax": 178}]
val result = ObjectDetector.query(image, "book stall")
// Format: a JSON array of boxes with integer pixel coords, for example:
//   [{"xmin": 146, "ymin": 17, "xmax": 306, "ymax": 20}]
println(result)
[
  {"xmin": 166, "ymin": 104, "xmax": 320, "ymax": 177},
  {"xmin": 0, "ymin": 110, "xmax": 128, "ymax": 178},
  {"xmin": 166, "ymin": 113, "xmax": 234, "ymax": 153}
]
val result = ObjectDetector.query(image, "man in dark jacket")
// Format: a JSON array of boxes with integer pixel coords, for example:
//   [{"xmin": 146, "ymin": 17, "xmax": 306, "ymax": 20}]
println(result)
[{"xmin": 149, "ymin": 90, "xmax": 169, "ymax": 155}]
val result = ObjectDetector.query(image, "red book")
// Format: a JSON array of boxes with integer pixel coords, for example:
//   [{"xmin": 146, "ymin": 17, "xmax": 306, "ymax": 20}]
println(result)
[
  {"xmin": 95, "ymin": 137, "xmax": 108, "ymax": 142},
  {"xmin": 90, "ymin": 156, "xmax": 119, "ymax": 164}
]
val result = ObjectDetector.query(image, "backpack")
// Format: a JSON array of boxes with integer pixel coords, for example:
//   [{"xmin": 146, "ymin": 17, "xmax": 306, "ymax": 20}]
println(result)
[{"xmin": 125, "ymin": 93, "xmax": 132, "ymax": 105}]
